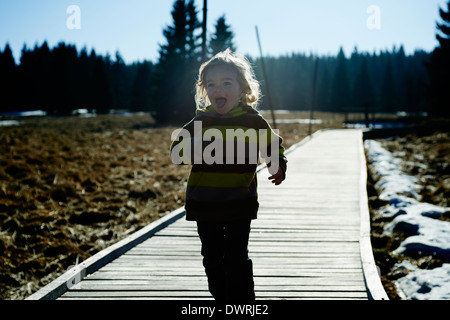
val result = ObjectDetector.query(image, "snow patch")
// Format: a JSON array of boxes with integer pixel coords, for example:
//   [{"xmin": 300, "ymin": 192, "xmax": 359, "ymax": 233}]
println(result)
[
  {"xmin": 395, "ymin": 264, "xmax": 450, "ymax": 300},
  {"xmin": 364, "ymin": 139, "xmax": 450, "ymax": 300}
]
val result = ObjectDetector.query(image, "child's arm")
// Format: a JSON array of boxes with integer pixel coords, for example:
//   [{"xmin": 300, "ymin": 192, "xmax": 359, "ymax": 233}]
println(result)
[{"xmin": 260, "ymin": 119, "xmax": 287, "ymax": 186}]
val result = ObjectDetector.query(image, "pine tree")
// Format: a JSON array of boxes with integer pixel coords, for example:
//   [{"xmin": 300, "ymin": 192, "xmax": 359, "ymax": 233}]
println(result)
[
  {"xmin": 0, "ymin": 44, "xmax": 18, "ymax": 112},
  {"xmin": 426, "ymin": 0, "xmax": 450, "ymax": 117},
  {"xmin": 158, "ymin": 0, "xmax": 187, "ymax": 66},
  {"xmin": 131, "ymin": 61, "xmax": 154, "ymax": 112},
  {"xmin": 154, "ymin": 0, "xmax": 201, "ymax": 124},
  {"xmin": 91, "ymin": 55, "xmax": 114, "ymax": 114},
  {"xmin": 186, "ymin": 0, "xmax": 201, "ymax": 63},
  {"xmin": 210, "ymin": 15, "xmax": 236, "ymax": 56},
  {"xmin": 48, "ymin": 43, "xmax": 79, "ymax": 115},
  {"xmin": 34, "ymin": 42, "xmax": 51, "ymax": 111},
  {"xmin": 18, "ymin": 45, "xmax": 35, "ymax": 110},
  {"xmin": 393, "ymin": 45, "xmax": 406, "ymax": 111},
  {"xmin": 111, "ymin": 51, "xmax": 133, "ymax": 110},
  {"xmin": 352, "ymin": 55, "xmax": 374, "ymax": 111},
  {"xmin": 316, "ymin": 59, "xmax": 332, "ymax": 111},
  {"xmin": 379, "ymin": 56, "xmax": 396, "ymax": 112},
  {"xmin": 436, "ymin": 2, "xmax": 450, "ymax": 48},
  {"xmin": 78, "ymin": 48, "xmax": 95, "ymax": 112},
  {"xmin": 330, "ymin": 47, "xmax": 351, "ymax": 112}
]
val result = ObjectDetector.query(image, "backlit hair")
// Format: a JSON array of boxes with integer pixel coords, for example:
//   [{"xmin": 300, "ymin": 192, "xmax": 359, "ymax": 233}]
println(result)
[{"xmin": 195, "ymin": 48, "xmax": 261, "ymax": 110}]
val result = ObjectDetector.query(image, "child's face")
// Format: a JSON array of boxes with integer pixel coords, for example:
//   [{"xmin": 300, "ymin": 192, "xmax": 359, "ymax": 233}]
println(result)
[{"xmin": 205, "ymin": 65, "xmax": 243, "ymax": 115}]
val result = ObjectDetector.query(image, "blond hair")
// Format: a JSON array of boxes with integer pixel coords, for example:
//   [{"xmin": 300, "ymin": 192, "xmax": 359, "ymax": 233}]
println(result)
[{"xmin": 195, "ymin": 48, "xmax": 261, "ymax": 110}]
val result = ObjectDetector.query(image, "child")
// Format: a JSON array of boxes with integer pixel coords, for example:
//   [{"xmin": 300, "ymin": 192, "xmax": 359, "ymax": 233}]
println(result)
[{"xmin": 170, "ymin": 49, "xmax": 287, "ymax": 300}]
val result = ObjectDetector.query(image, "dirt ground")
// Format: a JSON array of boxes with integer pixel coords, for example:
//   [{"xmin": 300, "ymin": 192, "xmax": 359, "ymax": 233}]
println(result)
[{"xmin": 0, "ymin": 111, "xmax": 343, "ymax": 300}]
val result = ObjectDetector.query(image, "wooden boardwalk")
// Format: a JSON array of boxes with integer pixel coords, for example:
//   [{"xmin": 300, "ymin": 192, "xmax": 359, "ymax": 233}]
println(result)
[{"xmin": 27, "ymin": 129, "xmax": 387, "ymax": 300}]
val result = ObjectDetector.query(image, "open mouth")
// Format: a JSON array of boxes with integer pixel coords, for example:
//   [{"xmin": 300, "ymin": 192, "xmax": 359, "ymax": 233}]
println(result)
[{"xmin": 215, "ymin": 97, "xmax": 227, "ymax": 108}]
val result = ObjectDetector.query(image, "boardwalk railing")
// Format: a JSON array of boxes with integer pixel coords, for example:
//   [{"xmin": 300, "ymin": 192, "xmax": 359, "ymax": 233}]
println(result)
[{"xmin": 27, "ymin": 129, "xmax": 388, "ymax": 300}]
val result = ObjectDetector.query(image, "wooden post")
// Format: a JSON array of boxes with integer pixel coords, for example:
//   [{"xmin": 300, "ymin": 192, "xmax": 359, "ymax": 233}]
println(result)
[
  {"xmin": 202, "ymin": 0, "xmax": 207, "ymax": 61},
  {"xmin": 309, "ymin": 58, "xmax": 319, "ymax": 136},
  {"xmin": 255, "ymin": 26, "xmax": 277, "ymax": 129},
  {"xmin": 364, "ymin": 103, "xmax": 370, "ymax": 128}
]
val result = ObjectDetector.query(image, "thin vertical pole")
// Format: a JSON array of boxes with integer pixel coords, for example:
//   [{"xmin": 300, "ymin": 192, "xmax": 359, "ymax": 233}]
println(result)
[
  {"xmin": 202, "ymin": 0, "xmax": 207, "ymax": 61},
  {"xmin": 309, "ymin": 57, "xmax": 318, "ymax": 136},
  {"xmin": 255, "ymin": 26, "xmax": 277, "ymax": 129}
]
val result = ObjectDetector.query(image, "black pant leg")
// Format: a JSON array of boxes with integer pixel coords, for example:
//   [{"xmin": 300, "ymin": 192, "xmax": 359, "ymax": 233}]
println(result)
[
  {"xmin": 224, "ymin": 219, "xmax": 255, "ymax": 300},
  {"xmin": 197, "ymin": 221, "xmax": 226, "ymax": 300},
  {"xmin": 197, "ymin": 219, "xmax": 255, "ymax": 301}
]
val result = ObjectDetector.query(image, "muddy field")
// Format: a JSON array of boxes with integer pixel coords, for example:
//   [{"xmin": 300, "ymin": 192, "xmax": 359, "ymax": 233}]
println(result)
[{"xmin": 0, "ymin": 111, "xmax": 343, "ymax": 300}]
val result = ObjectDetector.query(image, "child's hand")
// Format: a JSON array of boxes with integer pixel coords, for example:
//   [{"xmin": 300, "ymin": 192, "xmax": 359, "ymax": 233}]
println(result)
[{"xmin": 268, "ymin": 168, "xmax": 284, "ymax": 186}]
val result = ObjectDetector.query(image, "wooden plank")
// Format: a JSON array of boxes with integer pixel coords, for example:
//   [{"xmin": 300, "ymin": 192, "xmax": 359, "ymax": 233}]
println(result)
[
  {"xmin": 155, "ymin": 229, "xmax": 358, "ymax": 236},
  {"xmin": 60, "ymin": 291, "xmax": 212, "ymax": 298},
  {"xmin": 85, "ymin": 271, "xmax": 365, "ymax": 281},
  {"xmin": 69, "ymin": 283, "xmax": 367, "ymax": 292},
  {"xmin": 96, "ymin": 265, "xmax": 365, "ymax": 273},
  {"xmin": 129, "ymin": 242, "xmax": 361, "ymax": 249},
  {"xmin": 59, "ymin": 290, "xmax": 368, "ymax": 299},
  {"xmin": 79, "ymin": 275, "xmax": 364, "ymax": 285},
  {"xmin": 132, "ymin": 237, "xmax": 361, "ymax": 246},
  {"xmin": 123, "ymin": 249, "xmax": 362, "ymax": 256}
]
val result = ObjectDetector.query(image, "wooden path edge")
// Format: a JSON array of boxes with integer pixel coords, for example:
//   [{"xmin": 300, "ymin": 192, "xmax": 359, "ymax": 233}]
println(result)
[
  {"xmin": 359, "ymin": 130, "xmax": 389, "ymax": 300},
  {"xmin": 26, "ymin": 129, "xmax": 388, "ymax": 300}
]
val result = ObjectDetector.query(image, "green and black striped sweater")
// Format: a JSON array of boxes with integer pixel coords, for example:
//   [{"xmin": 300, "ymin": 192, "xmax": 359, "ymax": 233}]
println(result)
[{"xmin": 170, "ymin": 104, "xmax": 287, "ymax": 221}]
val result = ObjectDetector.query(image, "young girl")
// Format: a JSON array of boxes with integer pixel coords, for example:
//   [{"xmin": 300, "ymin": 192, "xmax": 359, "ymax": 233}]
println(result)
[{"xmin": 170, "ymin": 49, "xmax": 287, "ymax": 300}]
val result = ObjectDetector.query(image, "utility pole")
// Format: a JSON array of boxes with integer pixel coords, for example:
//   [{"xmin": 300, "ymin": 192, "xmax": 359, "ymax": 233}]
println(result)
[
  {"xmin": 255, "ymin": 26, "xmax": 277, "ymax": 129},
  {"xmin": 202, "ymin": 0, "xmax": 207, "ymax": 61}
]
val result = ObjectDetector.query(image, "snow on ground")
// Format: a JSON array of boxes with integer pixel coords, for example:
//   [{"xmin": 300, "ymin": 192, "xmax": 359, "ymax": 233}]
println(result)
[
  {"xmin": 395, "ymin": 263, "xmax": 450, "ymax": 299},
  {"xmin": 364, "ymin": 139, "xmax": 450, "ymax": 300}
]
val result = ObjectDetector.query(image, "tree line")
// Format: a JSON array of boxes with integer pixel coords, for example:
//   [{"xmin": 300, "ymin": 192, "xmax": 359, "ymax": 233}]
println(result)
[
  {"xmin": 254, "ymin": 46, "xmax": 430, "ymax": 115},
  {"xmin": 0, "ymin": 42, "xmax": 142, "ymax": 116},
  {"xmin": 0, "ymin": 0, "xmax": 448, "ymax": 122}
]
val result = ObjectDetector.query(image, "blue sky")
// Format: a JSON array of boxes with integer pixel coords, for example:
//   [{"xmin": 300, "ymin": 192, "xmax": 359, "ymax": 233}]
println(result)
[{"xmin": 0, "ymin": 0, "xmax": 448, "ymax": 64}]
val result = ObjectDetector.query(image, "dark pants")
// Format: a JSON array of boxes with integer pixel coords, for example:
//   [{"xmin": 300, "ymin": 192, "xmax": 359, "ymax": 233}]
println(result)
[{"xmin": 196, "ymin": 219, "xmax": 255, "ymax": 301}]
